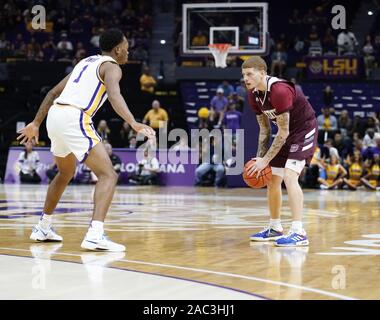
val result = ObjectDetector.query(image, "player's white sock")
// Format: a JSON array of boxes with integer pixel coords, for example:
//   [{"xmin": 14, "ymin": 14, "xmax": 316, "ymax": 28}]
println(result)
[
  {"xmin": 269, "ymin": 219, "xmax": 283, "ymax": 232},
  {"xmin": 39, "ymin": 213, "xmax": 53, "ymax": 230},
  {"xmin": 290, "ymin": 221, "xmax": 304, "ymax": 234},
  {"xmin": 88, "ymin": 220, "xmax": 104, "ymax": 238}
]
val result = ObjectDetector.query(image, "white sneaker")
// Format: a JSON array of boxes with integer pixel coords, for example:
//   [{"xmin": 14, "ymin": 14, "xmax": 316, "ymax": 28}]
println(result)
[
  {"xmin": 30, "ymin": 224, "xmax": 63, "ymax": 242},
  {"xmin": 81, "ymin": 234, "xmax": 126, "ymax": 252}
]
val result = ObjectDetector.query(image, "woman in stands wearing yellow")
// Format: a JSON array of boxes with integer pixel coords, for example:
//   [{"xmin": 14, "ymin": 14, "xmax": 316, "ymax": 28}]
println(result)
[
  {"xmin": 361, "ymin": 154, "xmax": 380, "ymax": 191},
  {"xmin": 318, "ymin": 154, "xmax": 347, "ymax": 190},
  {"xmin": 343, "ymin": 151, "xmax": 364, "ymax": 190}
]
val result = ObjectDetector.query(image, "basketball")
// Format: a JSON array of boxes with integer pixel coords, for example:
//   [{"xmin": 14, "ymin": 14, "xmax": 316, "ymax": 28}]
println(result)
[
  {"xmin": 198, "ymin": 107, "xmax": 210, "ymax": 119},
  {"xmin": 242, "ymin": 159, "xmax": 272, "ymax": 189}
]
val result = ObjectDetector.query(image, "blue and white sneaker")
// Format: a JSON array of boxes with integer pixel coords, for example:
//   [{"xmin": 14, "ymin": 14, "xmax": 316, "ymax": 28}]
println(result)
[
  {"xmin": 250, "ymin": 228, "xmax": 284, "ymax": 241},
  {"xmin": 81, "ymin": 233, "xmax": 126, "ymax": 252},
  {"xmin": 30, "ymin": 224, "xmax": 63, "ymax": 242},
  {"xmin": 275, "ymin": 232, "xmax": 309, "ymax": 247}
]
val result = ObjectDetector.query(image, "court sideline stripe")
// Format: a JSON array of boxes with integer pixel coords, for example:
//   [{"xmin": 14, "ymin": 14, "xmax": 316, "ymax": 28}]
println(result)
[{"xmin": 0, "ymin": 247, "xmax": 357, "ymax": 300}]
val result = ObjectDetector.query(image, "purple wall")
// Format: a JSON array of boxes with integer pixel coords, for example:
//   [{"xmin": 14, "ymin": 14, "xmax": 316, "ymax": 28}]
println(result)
[{"xmin": 5, "ymin": 147, "xmax": 198, "ymax": 186}]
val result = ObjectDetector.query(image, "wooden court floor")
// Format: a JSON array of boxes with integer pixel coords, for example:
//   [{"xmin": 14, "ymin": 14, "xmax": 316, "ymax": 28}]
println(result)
[{"xmin": 0, "ymin": 184, "xmax": 379, "ymax": 300}]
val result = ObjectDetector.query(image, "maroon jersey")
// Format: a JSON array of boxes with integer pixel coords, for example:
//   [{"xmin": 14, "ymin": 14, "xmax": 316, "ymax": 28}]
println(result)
[{"xmin": 248, "ymin": 76, "xmax": 318, "ymax": 167}]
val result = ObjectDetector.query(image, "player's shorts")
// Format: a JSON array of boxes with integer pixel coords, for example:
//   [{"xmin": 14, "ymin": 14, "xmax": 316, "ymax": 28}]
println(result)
[
  {"xmin": 270, "ymin": 118, "xmax": 318, "ymax": 177},
  {"xmin": 46, "ymin": 104, "xmax": 101, "ymax": 162}
]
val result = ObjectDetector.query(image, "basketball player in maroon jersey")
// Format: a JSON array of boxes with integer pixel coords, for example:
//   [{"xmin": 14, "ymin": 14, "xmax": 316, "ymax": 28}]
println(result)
[{"xmin": 242, "ymin": 56, "xmax": 317, "ymax": 246}]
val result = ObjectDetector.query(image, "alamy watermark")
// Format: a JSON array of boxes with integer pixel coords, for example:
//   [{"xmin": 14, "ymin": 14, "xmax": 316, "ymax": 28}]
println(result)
[
  {"xmin": 331, "ymin": 265, "xmax": 346, "ymax": 290},
  {"xmin": 331, "ymin": 5, "xmax": 346, "ymax": 30},
  {"xmin": 31, "ymin": 5, "xmax": 46, "ymax": 30}
]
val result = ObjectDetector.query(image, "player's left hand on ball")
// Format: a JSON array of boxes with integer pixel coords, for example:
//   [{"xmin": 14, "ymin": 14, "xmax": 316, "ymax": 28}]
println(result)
[
  {"xmin": 247, "ymin": 157, "xmax": 269, "ymax": 178},
  {"xmin": 132, "ymin": 122, "xmax": 156, "ymax": 138}
]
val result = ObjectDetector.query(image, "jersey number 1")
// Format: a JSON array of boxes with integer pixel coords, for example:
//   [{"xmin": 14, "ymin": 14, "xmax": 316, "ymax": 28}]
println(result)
[{"xmin": 73, "ymin": 65, "xmax": 89, "ymax": 83}]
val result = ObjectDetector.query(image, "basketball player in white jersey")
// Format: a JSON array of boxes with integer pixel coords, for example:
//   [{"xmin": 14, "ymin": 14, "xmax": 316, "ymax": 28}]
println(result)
[{"xmin": 17, "ymin": 29, "xmax": 155, "ymax": 251}]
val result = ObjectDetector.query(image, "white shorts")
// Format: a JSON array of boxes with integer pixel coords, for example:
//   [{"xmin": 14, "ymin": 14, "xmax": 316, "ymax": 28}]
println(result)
[
  {"xmin": 46, "ymin": 104, "xmax": 101, "ymax": 162},
  {"xmin": 271, "ymin": 159, "xmax": 306, "ymax": 178}
]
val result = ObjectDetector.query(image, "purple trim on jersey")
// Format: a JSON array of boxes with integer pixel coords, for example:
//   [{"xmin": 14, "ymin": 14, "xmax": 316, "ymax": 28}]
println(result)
[
  {"xmin": 91, "ymin": 123, "xmax": 102, "ymax": 141},
  {"xmin": 79, "ymin": 111, "xmax": 93, "ymax": 163},
  {"xmin": 91, "ymin": 90, "xmax": 107, "ymax": 117},
  {"xmin": 83, "ymin": 81, "xmax": 101, "ymax": 112}
]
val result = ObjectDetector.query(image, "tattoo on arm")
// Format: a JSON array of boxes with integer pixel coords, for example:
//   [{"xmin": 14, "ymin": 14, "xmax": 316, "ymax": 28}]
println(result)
[
  {"xmin": 263, "ymin": 112, "xmax": 290, "ymax": 163},
  {"xmin": 33, "ymin": 92, "xmax": 59, "ymax": 127},
  {"xmin": 33, "ymin": 73, "xmax": 71, "ymax": 127},
  {"xmin": 256, "ymin": 114, "xmax": 271, "ymax": 158}
]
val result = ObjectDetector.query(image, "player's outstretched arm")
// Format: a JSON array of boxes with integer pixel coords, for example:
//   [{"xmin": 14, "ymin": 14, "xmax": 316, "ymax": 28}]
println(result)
[
  {"xmin": 262, "ymin": 112, "xmax": 289, "ymax": 164},
  {"xmin": 17, "ymin": 73, "xmax": 71, "ymax": 145},
  {"xmin": 256, "ymin": 114, "xmax": 271, "ymax": 158},
  {"xmin": 103, "ymin": 62, "xmax": 155, "ymax": 138}
]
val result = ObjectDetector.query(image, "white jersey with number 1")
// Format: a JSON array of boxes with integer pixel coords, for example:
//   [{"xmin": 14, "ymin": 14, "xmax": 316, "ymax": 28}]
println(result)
[
  {"xmin": 55, "ymin": 55, "xmax": 117, "ymax": 117},
  {"xmin": 47, "ymin": 55, "xmax": 118, "ymax": 162}
]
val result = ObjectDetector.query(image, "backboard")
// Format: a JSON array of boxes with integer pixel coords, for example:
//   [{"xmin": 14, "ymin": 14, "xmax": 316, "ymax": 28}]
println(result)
[{"xmin": 182, "ymin": 2, "xmax": 269, "ymax": 55}]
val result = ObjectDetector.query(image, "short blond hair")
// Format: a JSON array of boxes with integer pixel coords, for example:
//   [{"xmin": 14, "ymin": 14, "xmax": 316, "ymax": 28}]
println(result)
[{"xmin": 242, "ymin": 56, "xmax": 267, "ymax": 72}]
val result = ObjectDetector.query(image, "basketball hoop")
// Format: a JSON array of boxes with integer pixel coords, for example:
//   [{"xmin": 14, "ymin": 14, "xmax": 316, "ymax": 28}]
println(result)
[{"xmin": 208, "ymin": 43, "xmax": 232, "ymax": 68}]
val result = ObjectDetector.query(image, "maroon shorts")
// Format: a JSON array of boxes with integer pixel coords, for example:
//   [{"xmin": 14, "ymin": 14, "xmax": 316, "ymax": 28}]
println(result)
[{"xmin": 270, "ymin": 118, "xmax": 318, "ymax": 168}]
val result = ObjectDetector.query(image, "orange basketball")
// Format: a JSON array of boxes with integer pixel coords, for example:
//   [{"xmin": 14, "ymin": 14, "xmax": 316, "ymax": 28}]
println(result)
[{"xmin": 242, "ymin": 159, "xmax": 272, "ymax": 189}]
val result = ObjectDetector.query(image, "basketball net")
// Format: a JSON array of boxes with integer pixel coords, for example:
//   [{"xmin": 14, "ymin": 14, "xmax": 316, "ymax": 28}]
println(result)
[{"xmin": 208, "ymin": 43, "xmax": 231, "ymax": 68}]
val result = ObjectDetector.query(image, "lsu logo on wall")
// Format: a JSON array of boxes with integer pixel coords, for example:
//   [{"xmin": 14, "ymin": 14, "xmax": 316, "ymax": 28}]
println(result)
[{"xmin": 307, "ymin": 57, "xmax": 359, "ymax": 79}]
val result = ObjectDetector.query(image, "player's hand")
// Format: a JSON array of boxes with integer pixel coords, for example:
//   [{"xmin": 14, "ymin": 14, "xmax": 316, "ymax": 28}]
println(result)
[
  {"xmin": 247, "ymin": 157, "xmax": 269, "ymax": 178},
  {"xmin": 131, "ymin": 122, "xmax": 156, "ymax": 139},
  {"xmin": 16, "ymin": 121, "xmax": 39, "ymax": 145}
]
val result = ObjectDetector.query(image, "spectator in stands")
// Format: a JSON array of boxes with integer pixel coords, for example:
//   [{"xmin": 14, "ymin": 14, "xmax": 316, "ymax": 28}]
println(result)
[
  {"xmin": 363, "ymin": 129, "xmax": 380, "ymax": 148},
  {"xmin": 57, "ymin": 33, "xmax": 73, "ymax": 58},
  {"xmin": 308, "ymin": 25, "xmax": 321, "ymax": 49},
  {"xmin": 195, "ymin": 137, "xmax": 226, "ymax": 187},
  {"xmin": 46, "ymin": 159, "xmax": 59, "ymax": 183},
  {"xmin": 129, "ymin": 148, "xmax": 160, "ymax": 185},
  {"xmin": 349, "ymin": 115, "xmax": 366, "ymax": 138},
  {"xmin": 228, "ymin": 91, "xmax": 244, "ymax": 112},
  {"xmin": 105, "ymin": 142, "xmax": 122, "ymax": 179},
  {"xmin": 365, "ymin": 135, "xmax": 380, "ymax": 159},
  {"xmin": 222, "ymin": 103, "xmax": 242, "ymax": 135},
  {"xmin": 235, "ymin": 78, "xmax": 246, "ymax": 98},
  {"xmin": 90, "ymin": 28, "xmax": 104, "ymax": 48},
  {"xmin": 26, "ymin": 37, "xmax": 44, "ymax": 61},
  {"xmin": 321, "ymin": 138, "xmax": 340, "ymax": 160},
  {"xmin": 140, "ymin": 67, "xmax": 157, "ymax": 94},
  {"xmin": 318, "ymin": 154, "xmax": 347, "ymax": 190},
  {"xmin": 143, "ymin": 100, "xmax": 169, "ymax": 139},
  {"xmin": 337, "ymin": 30, "xmax": 358, "ymax": 55},
  {"xmin": 120, "ymin": 121, "xmax": 135, "ymax": 143},
  {"xmin": 18, "ymin": 141, "xmax": 41, "ymax": 184},
  {"xmin": 362, "ymin": 35, "xmax": 376, "ymax": 79},
  {"xmin": 270, "ymin": 43, "xmax": 287, "ymax": 77},
  {"xmin": 128, "ymin": 136, "xmax": 137, "ymax": 149},
  {"xmin": 352, "ymin": 138, "xmax": 366, "ymax": 158},
  {"xmin": 218, "ymin": 80, "xmax": 234, "ymax": 97},
  {"xmin": 75, "ymin": 42, "xmax": 86, "ymax": 60},
  {"xmin": 322, "ymin": 28, "xmax": 336, "ymax": 53},
  {"xmin": 42, "ymin": 37, "xmax": 57, "ymax": 61},
  {"xmin": 96, "ymin": 119, "xmax": 111, "ymax": 142},
  {"xmin": 12, "ymin": 33, "xmax": 27, "ymax": 57},
  {"xmin": 191, "ymin": 30, "xmax": 207, "ymax": 47},
  {"xmin": 338, "ymin": 110, "xmax": 352, "ymax": 136},
  {"xmin": 333, "ymin": 132, "xmax": 351, "ymax": 159},
  {"xmin": 317, "ymin": 107, "xmax": 338, "ymax": 142},
  {"xmin": 323, "ymin": 85, "xmax": 334, "ymax": 107},
  {"xmin": 343, "ymin": 151, "xmax": 364, "ymax": 190},
  {"xmin": 210, "ymin": 87, "xmax": 228, "ymax": 128}
]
